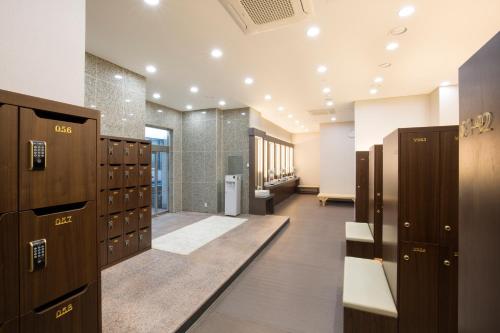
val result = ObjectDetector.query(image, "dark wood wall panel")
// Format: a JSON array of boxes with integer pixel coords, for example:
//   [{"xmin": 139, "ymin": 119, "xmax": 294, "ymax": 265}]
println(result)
[
  {"xmin": 368, "ymin": 145, "xmax": 383, "ymax": 258},
  {"xmin": 0, "ymin": 105, "xmax": 18, "ymax": 214},
  {"xmin": 0, "ymin": 213, "xmax": 19, "ymax": 326},
  {"xmin": 355, "ymin": 151, "xmax": 369, "ymax": 222},
  {"xmin": 458, "ymin": 32, "xmax": 500, "ymax": 332}
]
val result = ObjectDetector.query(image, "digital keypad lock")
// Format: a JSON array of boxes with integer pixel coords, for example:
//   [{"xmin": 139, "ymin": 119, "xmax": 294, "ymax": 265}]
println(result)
[
  {"xmin": 29, "ymin": 239, "xmax": 47, "ymax": 272},
  {"xmin": 29, "ymin": 140, "xmax": 47, "ymax": 170}
]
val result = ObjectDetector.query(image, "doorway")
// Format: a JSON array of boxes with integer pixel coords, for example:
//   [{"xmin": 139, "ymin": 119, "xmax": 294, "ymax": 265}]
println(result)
[{"xmin": 145, "ymin": 126, "xmax": 171, "ymax": 216}]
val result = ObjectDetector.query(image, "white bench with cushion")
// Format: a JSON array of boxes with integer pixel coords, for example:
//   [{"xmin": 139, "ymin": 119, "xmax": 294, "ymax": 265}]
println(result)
[
  {"xmin": 317, "ymin": 193, "xmax": 355, "ymax": 206},
  {"xmin": 345, "ymin": 221, "xmax": 374, "ymax": 259},
  {"xmin": 343, "ymin": 256, "xmax": 398, "ymax": 332}
]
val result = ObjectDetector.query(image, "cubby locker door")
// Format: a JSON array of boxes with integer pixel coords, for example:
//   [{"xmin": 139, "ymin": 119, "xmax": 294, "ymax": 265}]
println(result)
[
  {"xmin": 99, "ymin": 138, "xmax": 107, "ymax": 165},
  {"xmin": 138, "ymin": 143, "xmax": 151, "ymax": 165},
  {"xmin": 399, "ymin": 242, "xmax": 439, "ymax": 333},
  {"xmin": 107, "ymin": 236, "xmax": 123, "ymax": 264},
  {"xmin": 138, "ymin": 207, "xmax": 151, "ymax": 229},
  {"xmin": 19, "ymin": 202, "xmax": 97, "ymax": 313},
  {"xmin": 107, "ymin": 189, "xmax": 123, "ymax": 214},
  {"xmin": 0, "ymin": 104, "xmax": 18, "ymax": 214},
  {"xmin": 20, "ymin": 283, "xmax": 98, "ymax": 333},
  {"xmin": 0, "ymin": 213, "xmax": 19, "ymax": 325},
  {"xmin": 123, "ymin": 142, "xmax": 138, "ymax": 165},
  {"xmin": 123, "ymin": 165, "xmax": 138, "ymax": 188},
  {"xmin": 439, "ymin": 247, "xmax": 458, "ymax": 333},
  {"xmin": 439, "ymin": 130, "xmax": 459, "ymax": 248},
  {"xmin": 123, "ymin": 209, "xmax": 138, "ymax": 234},
  {"xmin": 138, "ymin": 228, "xmax": 151, "ymax": 250},
  {"xmin": 124, "ymin": 187, "xmax": 138, "ymax": 211},
  {"xmin": 400, "ymin": 131, "xmax": 440, "ymax": 244},
  {"xmin": 107, "ymin": 165, "xmax": 123, "ymax": 189},
  {"xmin": 19, "ymin": 108, "xmax": 96, "ymax": 210},
  {"xmin": 123, "ymin": 232, "xmax": 139, "ymax": 257},
  {"xmin": 355, "ymin": 151, "xmax": 369, "ymax": 222},
  {"xmin": 138, "ymin": 186, "xmax": 151, "ymax": 207},
  {"xmin": 107, "ymin": 213, "xmax": 123, "ymax": 239},
  {"xmin": 107, "ymin": 139, "xmax": 123, "ymax": 164}
]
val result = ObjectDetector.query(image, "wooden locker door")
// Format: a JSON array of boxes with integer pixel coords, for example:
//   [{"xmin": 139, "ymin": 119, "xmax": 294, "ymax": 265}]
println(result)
[
  {"xmin": 439, "ymin": 130, "xmax": 459, "ymax": 248},
  {"xmin": 369, "ymin": 145, "xmax": 383, "ymax": 258},
  {"xmin": 400, "ymin": 131, "xmax": 440, "ymax": 243},
  {"xmin": 398, "ymin": 242, "xmax": 439, "ymax": 333},
  {"xmin": 355, "ymin": 151, "xmax": 369, "ymax": 222},
  {"xmin": 438, "ymin": 246, "xmax": 458, "ymax": 333},
  {"xmin": 0, "ymin": 213, "xmax": 19, "ymax": 326}
]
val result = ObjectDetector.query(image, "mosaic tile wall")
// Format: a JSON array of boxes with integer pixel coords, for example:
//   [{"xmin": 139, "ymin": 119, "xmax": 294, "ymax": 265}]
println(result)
[
  {"xmin": 84, "ymin": 53, "xmax": 146, "ymax": 139},
  {"xmin": 145, "ymin": 101, "xmax": 183, "ymax": 213}
]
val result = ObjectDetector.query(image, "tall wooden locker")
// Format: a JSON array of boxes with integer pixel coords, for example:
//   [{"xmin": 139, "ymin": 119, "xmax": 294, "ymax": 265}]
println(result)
[
  {"xmin": 458, "ymin": 32, "xmax": 500, "ymax": 332},
  {"xmin": 0, "ymin": 89, "xmax": 100, "ymax": 333},
  {"xmin": 368, "ymin": 145, "xmax": 383, "ymax": 258},
  {"xmin": 382, "ymin": 125, "xmax": 458, "ymax": 333},
  {"xmin": 355, "ymin": 151, "xmax": 369, "ymax": 222}
]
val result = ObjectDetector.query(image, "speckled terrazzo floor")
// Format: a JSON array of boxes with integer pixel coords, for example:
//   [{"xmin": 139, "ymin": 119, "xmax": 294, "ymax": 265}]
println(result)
[{"xmin": 101, "ymin": 211, "xmax": 289, "ymax": 333}]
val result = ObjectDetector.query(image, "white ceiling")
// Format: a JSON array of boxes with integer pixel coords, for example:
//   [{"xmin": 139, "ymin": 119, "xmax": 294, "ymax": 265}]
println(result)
[{"xmin": 86, "ymin": 0, "xmax": 500, "ymax": 133}]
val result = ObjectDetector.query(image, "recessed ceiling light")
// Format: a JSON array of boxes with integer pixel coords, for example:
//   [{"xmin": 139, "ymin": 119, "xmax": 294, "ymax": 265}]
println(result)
[
  {"xmin": 100, "ymin": 114, "xmax": 104, "ymax": 117},
  {"xmin": 190, "ymin": 86, "xmax": 199, "ymax": 93},
  {"xmin": 307, "ymin": 26, "xmax": 320, "ymax": 38},
  {"xmin": 144, "ymin": 0, "xmax": 159, "ymax": 6},
  {"xmin": 157, "ymin": 109, "xmax": 163, "ymax": 113},
  {"xmin": 326, "ymin": 100, "xmax": 334, "ymax": 107},
  {"xmin": 440, "ymin": 81, "xmax": 451, "ymax": 87},
  {"xmin": 186, "ymin": 104, "xmax": 193, "ymax": 110},
  {"xmin": 244, "ymin": 77, "xmax": 254, "ymax": 85},
  {"xmin": 300, "ymin": 125, "xmax": 305, "ymax": 129},
  {"xmin": 369, "ymin": 88, "xmax": 378, "ymax": 95},
  {"xmin": 125, "ymin": 99, "xmax": 131, "ymax": 103},
  {"xmin": 264, "ymin": 94, "xmax": 272, "ymax": 101},
  {"xmin": 114, "ymin": 74, "xmax": 123, "ymax": 80},
  {"xmin": 277, "ymin": 106, "xmax": 285, "ymax": 112},
  {"xmin": 379, "ymin": 62, "xmax": 392, "ymax": 68},
  {"xmin": 398, "ymin": 5, "xmax": 415, "ymax": 17},
  {"xmin": 145, "ymin": 65, "xmax": 157, "ymax": 73},
  {"xmin": 389, "ymin": 26, "xmax": 408, "ymax": 36},
  {"xmin": 295, "ymin": 120, "xmax": 299, "ymax": 124},
  {"xmin": 218, "ymin": 100, "xmax": 226, "ymax": 106},
  {"xmin": 90, "ymin": 105, "xmax": 96, "ymax": 108},
  {"xmin": 241, "ymin": 112, "xmax": 246, "ymax": 116},
  {"xmin": 211, "ymin": 48, "xmax": 223, "ymax": 58},
  {"xmin": 152, "ymin": 93, "xmax": 161, "ymax": 99},
  {"xmin": 201, "ymin": 111, "xmax": 207, "ymax": 114},
  {"xmin": 129, "ymin": 113, "xmax": 134, "ymax": 116},
  {"xmin": 322, "ymin": 87, "xmax": 331, "ymax": 94},
  {"xmin": 122, "ymin": 118, "xmax": 127, "ymax": 121},
  {"xmin": 317, "ymin": 65, "xmax": 327, "ymax": 74},
  {"xmin": 386, "ymin": 42, "xmax": 399, "ymax": 51},
  {"xmin": 374, "ymin": 77, "xmax": 384, "ymax": 83},
  {"xmin": 331, "ymin": 116, "xmax": 337, "ymax": 121},
  {"xmin": 288, "ymin": 114, "xmax": 293, "ymax": 119}
]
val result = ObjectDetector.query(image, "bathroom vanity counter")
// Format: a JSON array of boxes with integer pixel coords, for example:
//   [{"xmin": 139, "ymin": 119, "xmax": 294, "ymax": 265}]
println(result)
[{"xmin": 264, "ymin": 177, "xmax": 300, "ymax": 205}]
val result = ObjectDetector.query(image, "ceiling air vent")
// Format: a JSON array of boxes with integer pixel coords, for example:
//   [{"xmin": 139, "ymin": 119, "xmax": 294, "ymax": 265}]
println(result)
[{"xmin": 219, "ymin": 0, "xmax": 313, "ymax": 35}]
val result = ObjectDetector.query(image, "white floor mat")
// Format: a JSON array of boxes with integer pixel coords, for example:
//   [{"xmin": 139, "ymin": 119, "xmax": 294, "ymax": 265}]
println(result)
[{"xmin": 152, "ymin": 215, "xmax": 248, "ymax": 255}]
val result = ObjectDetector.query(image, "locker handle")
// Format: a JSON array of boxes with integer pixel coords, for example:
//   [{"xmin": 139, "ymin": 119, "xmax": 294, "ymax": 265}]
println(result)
[
  {"xmin": 108, "ymin": 220, "xmax": 114, "ymax": 229},
  {"xmin": 125, "ymin": 171, "xmax": 129, "ymax": 178},
  {"xmin": 108, "ymin": 245, "xmax": 114, "ymax": 253},
  {"xmin": 443, "ymin": 260, "xmax": 451, "ymax": 266},
  {"xmin": 108, "ymin": 196, "xmax": 113, "ymax": 205},
  {"xmin": 404, "ymin": 222, "xmax": 410, "ymax": 228},
  {"xmin": 139, "ymin": 213, "xmax": 143, "ymax": 220},
  {"xmin": 125, "ymin": 217, "xmax": 129, "ymax": 224},
  {"xmin": 403, "ymin": 255, "xmax": 410, "ymax": 261},
  {"xmin": 444, "ymin": 225, "xmax": 452, "ymax": 231},
  {"xmin": 108, "ymin": 171, "xmax": 113, "ymax": 180},
  {"xmin": 139, "ymin": 234, "xmax": 144, "ymax": 241},
  {"xmin": 376, "ymin": 209, "xmax": 381, "ymax": 214},
  {"xmin": 109, "ymin": 146, "xmax": 113, "ymax": 156},
  {"xmin": 124, "ymin": 194, "xmax": 129, "ymax": 201},
  {"xmin": 139, "ymin": 192, "xmax": 144, "ymax": 198},
  {"xmin": 125, "ymin": 240, "xmax": 130, "ymax": 246},
  {"xmin": 125, "ymin": 147, "xmax": 129, "ymax": 156}
]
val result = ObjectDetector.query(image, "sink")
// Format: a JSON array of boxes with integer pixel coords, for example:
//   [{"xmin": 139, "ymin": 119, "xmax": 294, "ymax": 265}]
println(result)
[{"xmin": 255, "ymin": 189, "xmax": 270, "ymax": 198}]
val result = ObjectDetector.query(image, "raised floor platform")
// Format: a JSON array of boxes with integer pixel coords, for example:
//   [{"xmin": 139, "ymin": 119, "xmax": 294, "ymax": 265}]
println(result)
[{"xmin": 101, "ymin": 212, "xmax": 289, "ymax": 333}]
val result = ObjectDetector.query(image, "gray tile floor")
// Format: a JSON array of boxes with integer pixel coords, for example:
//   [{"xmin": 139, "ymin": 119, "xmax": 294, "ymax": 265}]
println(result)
[{"xmin": 189, "ymin": 194, "xmax": 353, "ymax": 333}]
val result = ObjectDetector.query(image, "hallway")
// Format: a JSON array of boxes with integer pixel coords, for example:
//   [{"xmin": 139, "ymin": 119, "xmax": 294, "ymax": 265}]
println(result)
[{"xmin": 189, "ymin": 194, "xmax": 354, "ymax": 333}]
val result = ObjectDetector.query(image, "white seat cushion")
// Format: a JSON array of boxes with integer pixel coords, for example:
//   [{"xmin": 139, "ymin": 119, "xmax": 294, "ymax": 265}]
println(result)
[
  {"xmin": 317, "ymin": 193, "xmax": 355, "ymax": 200},
  {"xmin": 343, "ymin": 256, "xmax": 398, "ymax": 318},
  {"xmin": 345, "ymin": 222, "xmax": 374, "ymax": 243}
]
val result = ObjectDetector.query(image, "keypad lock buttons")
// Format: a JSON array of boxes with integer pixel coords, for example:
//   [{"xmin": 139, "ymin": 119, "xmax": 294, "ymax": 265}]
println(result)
[
  {"xmin": 404, "ymin": 222, "xmax": 411, "ymax": 228},
  {"xmin": 29, "ymin": 140, "xmax": 47, "ymax": 171},
  {"xmin": 29, "ymin": 239, "xmax": 47, "ymax": 272}
]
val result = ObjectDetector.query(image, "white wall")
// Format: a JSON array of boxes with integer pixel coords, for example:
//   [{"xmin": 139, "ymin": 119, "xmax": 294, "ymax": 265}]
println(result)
[
  {"xmin": 438, "ymin": 86, "xmax": 459, "ymax": 125},
  {"xmin": 292, "ymin": 133, "xmax": 320, "ymax": 186},
  {"xmin": 0, "ymin": 0, "xmax": 85, "ymax": 105},
  {"xmin": 250, "ymin": 109, "xmax": 293, "ymax": 142},
  {"xmin": 354, "ymin": 94, "xmax": 431, "ymax": 150},
  {"xmin": 320, "ymin": 122, "xmax": 355, "ymax": 195}
]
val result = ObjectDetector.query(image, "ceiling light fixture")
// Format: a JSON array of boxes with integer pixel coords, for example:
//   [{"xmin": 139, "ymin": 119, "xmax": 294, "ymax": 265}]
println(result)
[
  {"xmin": 288, "ymin": 114, "xmax": 293, "ymax": 118},
  {"xmin": 264, "ymin": 94, "xmax": 272, "ymax": 101},
  {"xmin": 144, "ymin": 0, "xmax": 159, "ymax": 6},
  {"xmin": 114, "ymin": 74, "xmax": 123, "ymax": 80},
  {"xmin": 122, "ymin": 118, "xmax": 127, "ymax": 121},
  {"xmin": 125, "ymin": 99, "xmax": 131, "ymax": 103},
  {"xmin": 152, "ymin": 93, "xmax": 161, "ymax": 99},
  {"xmin": 379, "ymin": 62, "xmax": 392, "ymax": 68},
  {"xmin": 398, "ymin": 5, "xmax": 415, "ymax": 17},
  {"xmin": 440, "ymin": 81, "xmax": 451, "ymax": 87},
  {"xmin": 186, "ymin": 104, "xmax": 193, "ymax": 110},
  {"xmin": 201, "ymin": 111, "xmax": 207, "ymax": 114},
  {"xmin": 386, "ymin": 42, "xmax": 399, "ymax": 51},
  {"xmin": 307, "ymin": 26, "xmax": 320, "ymax": 38},
  {"xmin": 211, "ymin": 48, "xmax": 223, "ymax": 58},
  {"xmin": 241, "ymin": 112, "xmax": 246, "ymax": 116},
  {"xmin": 190, "ymin": 86, "xmax": 199, "ymax": 93},
  {"xmin": 157, "ymin": 109, "xmax": 163, "ymax": 113},
  {"xmin": 374, "ymin": 77, "xmax": 384, "ymax": 83},
  {"xmin": 331, "ymin": 116, "xmax": 336, "ymax": 121},
  {"xmin": 244, "ymin": 77, "xmax": 254, "ymax": 85},
  {"xmin": 145, "ymin": 65, "xmax": 157, "ymax": 73},
  {"xmin": 90, "ymin": 105, "xmax": 96, "ymax": 108},
  {"xmin": 322, "ymin": 87, "xmax": 331, "ymax": 94},
  {"xmin": 317, "ymin": 65, "xmax": 327, "ymax": 74},
  {"xmin": 295, "ymin": 120, "xmax": 299, "ymax": 124},
  {"xmin": 326, "ymin": 100, "xmax": 334, "ymax": 107},
  {"xmin": 389, "ymin": 26, "xmax": 408, "ymax": 36},
  {"xmin": 369, "ymin": 88, "xmax": 378, "ymax": 95},
  {"xmin": 218, "ymin": 100, "xmax": 226, "ymax": 106},
  {"xmin": 277, "ymin": 106, "xmax": 285, "ymax": 112}
]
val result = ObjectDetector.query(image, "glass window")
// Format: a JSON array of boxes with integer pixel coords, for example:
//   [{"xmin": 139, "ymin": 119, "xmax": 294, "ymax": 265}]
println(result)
[{"xmin": 145, "ymin": 126, "xmax": 170, "ymax": 146}]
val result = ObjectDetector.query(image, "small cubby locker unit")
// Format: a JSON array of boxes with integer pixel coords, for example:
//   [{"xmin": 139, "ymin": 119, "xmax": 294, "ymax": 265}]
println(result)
[{"xmin": 98, "ymin": 135, "xmax": 152, "ymax": 269}]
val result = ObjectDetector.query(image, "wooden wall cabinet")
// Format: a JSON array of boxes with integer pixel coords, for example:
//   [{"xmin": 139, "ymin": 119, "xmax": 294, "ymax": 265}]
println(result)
[
  {"xmin": 382, "ymin": 125, "xmax": 458, "ymax": 333},
  {"xmin": 458, "ymin": 32, "xmax": 500, "ymax": 332},
  {"xmin": 0, "ymin": 89, "xmax": 100, "ymax": 332},
  {"xmin": 98, "ymin": 136, "xmax": 152, "ymax": 269},
  {"xmin": 368, "ymin": 145, "xmax": 383, "ymax": 258},
  {"xmin": 355, "ymin": 151, "xmax": 369, "ymax": 222}
]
